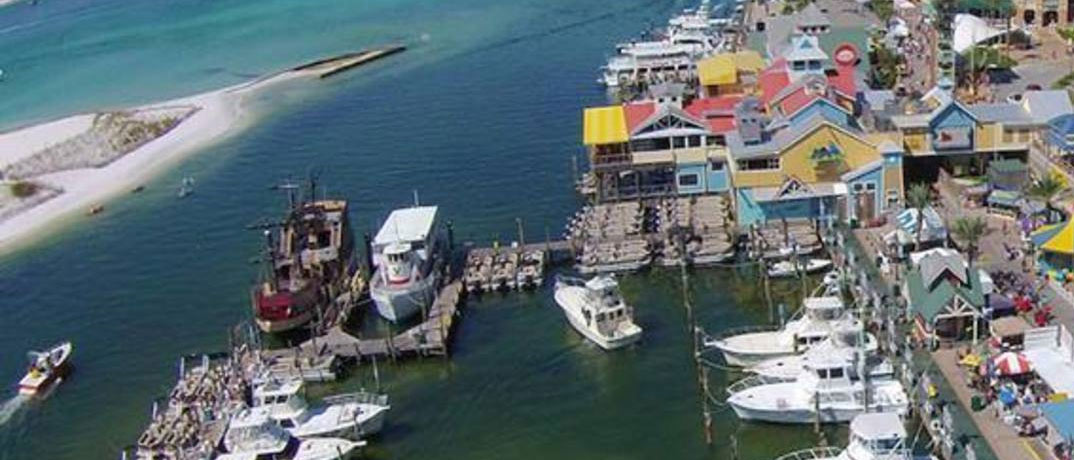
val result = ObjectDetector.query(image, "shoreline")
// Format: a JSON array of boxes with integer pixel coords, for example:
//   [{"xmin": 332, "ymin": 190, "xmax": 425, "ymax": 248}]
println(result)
[{"xmin": 0, "ymin": 47, "xmax": 403, "ymax": 255}]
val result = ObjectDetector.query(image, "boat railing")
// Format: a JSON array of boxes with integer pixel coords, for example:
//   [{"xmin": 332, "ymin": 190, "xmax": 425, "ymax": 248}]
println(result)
[
  {"xmin": 707, "ymin": 323, "xmax": 781, "ymax": 342},
  {"xmin": 322, "ymin": 390, "xmax": 389, "ymax": 407},
  {"xmin": 773, "ymin": 446, "xmax": 843, "ymax": 460},
  {"xmin": 554, "ymin": 274, "xmax": 590, "ymax": 288},
  {"xmin": 725, "ymin": 374, "xmax": 789, "ymax": 395}
]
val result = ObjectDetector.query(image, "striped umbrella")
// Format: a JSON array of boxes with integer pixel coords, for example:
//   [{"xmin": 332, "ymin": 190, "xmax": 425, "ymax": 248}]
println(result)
[{"xmin": 991, "ymin": 352, "xmax": 1032, "ymax": 376}]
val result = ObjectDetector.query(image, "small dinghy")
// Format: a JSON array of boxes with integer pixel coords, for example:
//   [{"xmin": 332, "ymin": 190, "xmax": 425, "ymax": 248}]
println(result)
[
  {"xmin": 767, "ymin": 258, "xmax": 832, "ymax": 278},
  {"xmin": 18, "ymin": 342, "xmax": 72, "ymax": 396}
]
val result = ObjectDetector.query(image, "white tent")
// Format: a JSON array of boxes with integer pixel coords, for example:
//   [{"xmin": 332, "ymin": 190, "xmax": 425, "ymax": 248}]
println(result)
[{"xmin": 953, "ymin": 14, "xmax": 1006, "ymax": 53}]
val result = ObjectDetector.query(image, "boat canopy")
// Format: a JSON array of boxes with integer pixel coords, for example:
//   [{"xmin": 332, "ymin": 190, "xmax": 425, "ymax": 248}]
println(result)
[
  {"xmin": 850, "ymin": 412, "xmax": 906, "ymax": 441},
  {"xmin": 373, "ymin": 206, "xmax": 438, "ymax": 246}
]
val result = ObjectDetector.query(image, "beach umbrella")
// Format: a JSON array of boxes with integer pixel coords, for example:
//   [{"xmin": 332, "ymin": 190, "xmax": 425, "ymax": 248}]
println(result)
[{"xmin": 992, "ymin": 352, "xmax": 1032, "ymax": 376}]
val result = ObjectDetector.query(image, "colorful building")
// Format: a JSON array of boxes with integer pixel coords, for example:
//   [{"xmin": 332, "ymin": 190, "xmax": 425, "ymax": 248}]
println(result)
[
  {"xmin": 890, "ymin": 100, "xmax": 1031, "ymax": 182},
  {"xmin": 726, "ymin": 98, "xmax": 904, "ymax": 226},
  {"xmin": 696, "ymin": 50, "xmax": 765, "ymax": 98}
]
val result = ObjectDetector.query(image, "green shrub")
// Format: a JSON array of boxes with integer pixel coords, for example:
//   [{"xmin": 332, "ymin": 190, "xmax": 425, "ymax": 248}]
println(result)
[{"xmin": 10, "ymin": 181, "xmax": 38, "ymax": 198}]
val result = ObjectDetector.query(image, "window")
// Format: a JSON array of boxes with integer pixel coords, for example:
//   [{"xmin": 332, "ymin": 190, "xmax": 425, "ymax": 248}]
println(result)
[
  {"xmin": 808, "ymin": 60, "xmax": 822, "ymax": 70},
  {"xmin": 792, "ymin": 61, "xmax": 806, "ymax": 71},
  {"xmin": 738, "ymin": 158, "xmax": 780, "ymax": 171},
  {"xmin": 865, "ymin": 183, "xmax": 876, "ymax": 191},
  {"xmin": 673, "ymin": 137, "xmax": 686, "ymax": 148},
  {"xmin": 886, "ymin": 189, "xmax": 900, "ymax": 206},
  {"xmin": 829, "ymin": 368, "xmax": 844, "ymax": 379},
  {"xmin": 678, "ymin": 174, "xmax": 699, "ymax": 186},
  {"xmin": 710, "ymin": 160, "xmax": 724, "ymax": 171},
  {"xmin": 1003, "ymin": 130, "xmax": 1013, "ymax": 143},
  {"xmin": 688, "ymin": 136, "xmax": 702, "ymax": 147}
]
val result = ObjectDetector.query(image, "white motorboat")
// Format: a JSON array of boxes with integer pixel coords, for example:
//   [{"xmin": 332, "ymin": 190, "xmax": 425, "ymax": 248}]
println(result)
[
  {"xmin": 747, "ymin": 332, "xmax": 877, "ymax": 381},
  {"xmin": 773, "ymin": 412, "xmax": 919, "ymax": 460},
  {"xmin": 218, "ymin": 408, "xmax": 363, "ymax": 460},
  {"xmin": 252, "ymin": 377, "xmax": 390, "ymax": 439},
  {"xmin": 17, "ymin": 341, "xmax": 72, "ymax": 396},
  {"xmin": 706, "ymin": 296, "xmax": 875, "ymax": 366},
  {"xmin": 767, "ymin": 258, "xmax": 833, "ymax": 278},
  {"xmin": 553, "ymin": 274, "xmax": 642, "ymax": 350},
  {"xmin": 370, "ymin": 206, "xmax": 443, "ymax": 322},
  {"xmin": 727, "ymin": 352, "xmax": 908, "ymax": 424}
]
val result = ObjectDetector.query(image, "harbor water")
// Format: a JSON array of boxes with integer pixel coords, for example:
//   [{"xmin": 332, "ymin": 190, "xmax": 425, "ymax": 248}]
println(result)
[{"xmin": 0, "ymin": 0, "xmax": 849, "ymax": 458}]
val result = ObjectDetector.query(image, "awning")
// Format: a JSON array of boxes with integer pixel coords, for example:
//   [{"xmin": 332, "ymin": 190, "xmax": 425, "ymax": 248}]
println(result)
[
  {"xmin": 698, "ymin": 55, "xmax": 737, "ymax": 86},
  {"xmin": 991, "ymin": 351, "xmax": 1032, "ymax": 376},
  {"xmin": 1033, "ymin": 219, "xmax": 1074, "ymax": 255},
  {"xmin": 583, "ymin": 106, "xmax": 629, "ymax": 146},
  {"xmin": 953, "ymin": 14, "xmax": 1007, "ymax": 53}
]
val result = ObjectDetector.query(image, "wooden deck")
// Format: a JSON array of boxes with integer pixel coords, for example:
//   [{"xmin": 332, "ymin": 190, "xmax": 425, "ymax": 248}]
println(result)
[{"xmin": 265, "ymin": 280, "xmax": 464, "ymax": 362}]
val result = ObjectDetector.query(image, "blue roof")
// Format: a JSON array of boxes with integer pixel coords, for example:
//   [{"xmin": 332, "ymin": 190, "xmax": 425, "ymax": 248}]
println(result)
[
  {"xmin": 1050, "ymin": 114, "xmax": 1074, "ymax": 136},
  {"xmin": 1042, "ymin": 400, "xmax": 1074, "ymax": 439}
]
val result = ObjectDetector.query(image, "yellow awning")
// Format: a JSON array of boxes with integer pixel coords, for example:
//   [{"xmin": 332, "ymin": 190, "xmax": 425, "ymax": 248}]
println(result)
[
  {"xmin": 1039, "ymin": 220, "xmax": 1074, "ymax": 255},
  {"xmin": 697, "ymin": 54, "xmax": 736, "ymax": 86},
  {"xmin": 583, "ymin": 106, "xmax": 628, "ymax": 146}
]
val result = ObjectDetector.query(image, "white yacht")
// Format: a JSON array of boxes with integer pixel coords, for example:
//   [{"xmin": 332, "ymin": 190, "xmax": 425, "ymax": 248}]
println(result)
[
  {"xmin": 773, "ymin": 412, "xmax": 920, "ymax": 460},
  {"xmin": 727, "ymin": 352, "xmax": 908, "ymax": 424},
  {"xmin": 748, "ymin": 332, "xmax": 876, "ymax": 381},
  {"xmin": 706, "ymin": 296, "xmax": 876, "ymax": 367},
  {"xmin": 767, "ymin": 258, "xmax": 833, "ymax": 278},
  {"xmin": 599, "ymin": 1, "xmax": 725, "ymax": 87},
  {"xmin": 553, "ymin": 274, "xmax": 642, "ymax": 350},
  {"xmin": 218, "ymin": 408, "xmax": 363, "ymax": 460},
  {"xmin": 370, "ymin": 206, "xmax": 443, "ymax": 322},
  {"xmin": 251, "ymin": 377, "xmax": 390, "ymax": 439}
]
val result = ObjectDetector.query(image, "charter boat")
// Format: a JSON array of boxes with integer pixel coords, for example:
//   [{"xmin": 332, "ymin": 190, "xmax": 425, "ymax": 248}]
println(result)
[
  {"xmin": 251, "ymin": 188, "xmax": 355, "ymax": 333},
  {"xmin": 369, "ymin": 205, "xmax": 444, "ymax": 322},
  {"xmin": 218, "ymin": 408, "xmax": 362, "ymax": 460},
  {"xmin": 706, "ymin": 296, "xmax": 875, "ymax": 366},
  {"xmin": 727, "ymin": 351, "xmax": 908, "ymax": 424},
  {"xmin": 767, "ymin": 258, "xmax": 833, "ymax": 278},
  {"xmin": 553, "ymin": 274, "xmax": 643, "ymax": 350},
  {"xmin": 748, "ymin": 332, "xmax": 878, "ymax": 381},
  {"xmin": 773, "ymin": 412, "xmax": 919, "ymax": 460},
  {"xmin": 251, "ymin": 377, "xmax": 390, "ymax": 439},
  {"xmin": 17, "ymin": 341, "xmax": 72, "ymax": 396}
]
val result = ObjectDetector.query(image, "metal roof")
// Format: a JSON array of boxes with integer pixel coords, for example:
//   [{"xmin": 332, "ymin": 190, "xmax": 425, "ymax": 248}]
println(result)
[
  {"xmin": 967, "ymin": 103, "xmax": 1036, "ymax": 126},
  {"xmin": 373, "ymin": 206, "xmax": 439, "ymax": 246},
  {"xmin": 1023, "ymin": 90, "xmax": 1073, "ymax": 124},
  {"xmin": 796, "ymin": 3, "xmax": 832, "ymax": 28},
  {"xmin": 727, "ymin": 109, "xmax": 862, "ymax": 160}
]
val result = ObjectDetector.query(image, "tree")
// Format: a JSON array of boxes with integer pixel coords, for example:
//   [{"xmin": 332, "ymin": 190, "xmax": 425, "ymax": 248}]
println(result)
[
  {"xmin": 906, "ymin": 183, "xmax": 932, "ymax": 252},
  {"xmin": 870, "ymin": 43, "xmax": 900, "ymax": 89},
  {"xmin": 1026, "ymin": 172, "xmax": 1066, "ymax": 221},
  {"xmin": 869, "ymin": 0, "xmax": 894, "ymax": 23},
  {"xmin": 960, "ymin": 46, "xmax": 1017, "ymax": 96},
  {"xmin": 951, "ymin": 216, "xmax": 989, "ymax": 263}
]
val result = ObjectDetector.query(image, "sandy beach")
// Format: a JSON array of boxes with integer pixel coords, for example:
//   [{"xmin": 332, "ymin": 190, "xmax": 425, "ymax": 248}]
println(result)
[{"xmin": 0, "ymin": 53, "xmax": 376, "ymax": 254}]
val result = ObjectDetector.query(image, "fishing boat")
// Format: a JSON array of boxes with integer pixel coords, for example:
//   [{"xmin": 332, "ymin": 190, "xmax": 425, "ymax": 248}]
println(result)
[
  {"xmin": 767, "ymin": 258, "xmax": 833, "ymax": 278},
  {"xmin": 553, "ymin": 274, "xmax": 642, "ymax": 350},
  {"xmin": 705, "ymin": 296, "xmax": 875, "ymax": 366},
  {"xmin": 772, "ymin": 412, "xmax": 920, "ymax": 460},
  {"xmin": 251, "ymin": 377, "xmax": 390, "ymax": 439},
  {"xmin": 726, "ymin": 351, "xmax": 908, "ymax": 424},
  {"xmin": 17, "ymin": 341, "xmax": 72, "ymax": 396},
  {"xmin": 218, "ymin": 408, "xmax": 363, "ymax": 460},
  {"xmin": 369, "ymin": 205, "xmax": 444, "ymax": 322},
  {"xmin": 251, "ymin": 183, "xmax": 355, "ymax": 333},
  {"xmin": 747, "ymin": 332, "xmax": 878, "ymax": 381}
]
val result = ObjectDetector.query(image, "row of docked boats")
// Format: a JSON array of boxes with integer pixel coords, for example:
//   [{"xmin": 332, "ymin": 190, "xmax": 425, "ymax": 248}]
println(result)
[
  {"xmin": 463, "ymin": 247, "xmax": 546, "ymax": 294},
  {"xmin": 598, "ymin": 0, "xmax": 731, "ymax": 88}
]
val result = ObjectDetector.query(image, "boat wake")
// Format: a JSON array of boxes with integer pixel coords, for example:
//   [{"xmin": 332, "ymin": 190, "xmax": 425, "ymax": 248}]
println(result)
[{"xmin": 0, "ymin": 394, "xmax": 29, "ymax": 427}]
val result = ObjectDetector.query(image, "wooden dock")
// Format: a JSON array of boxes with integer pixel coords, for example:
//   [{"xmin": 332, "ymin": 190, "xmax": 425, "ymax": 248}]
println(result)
[
  {"xmin": 292, "ymin": 45, "xmax": 407, "ymax": 79},
  {"xmin": 265, "ymin": 280, "xmax": 464, "ymax": 362}
]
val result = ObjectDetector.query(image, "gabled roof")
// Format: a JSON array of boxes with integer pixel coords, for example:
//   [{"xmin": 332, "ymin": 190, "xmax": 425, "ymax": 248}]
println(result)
[
  {"xmin": 906, "ymin": 258, "xmax": 985, "ymax": 322},
  {"xmin": 759, "ymin": 59, "xmax": 791, "ymax": 104},
  {"xmin": 919, "ymin": 251, "xmax": 969, "ymax": 287},
  {"xmin": 624, "ymin": 102, "xmax": 656, "ymax": 133},
  {"xmin": 727, "ymin": 109, "xmax": 867, "ymax": 159},
  {"xmin": 784, "ymin": 35, "xmax": 829, "ymax": 63},
  {"xmin": 629, "ymin": 103, "xmax": 709, "ymax": 138},
  {"xmin": 967, "ymin": 103, "xmax": 1035, "ymax": 126},
  {"xmin": 1023, "ymin": 90, "xmax": 1074, "ymax": 124},
  {"xmin": 1049, "ymin": 113, "xmax": 1074, "ymax": 136},
  {"xmin": 685, "ymin": 96, "xmax": 743, "ymax": 133},
  {"xmin": 829, "ymin": 64, "xmax": 858, "ymax": 97},
  {"xmin": 797, "ymin": 3, "xmax": 832, "ymax": 28}
]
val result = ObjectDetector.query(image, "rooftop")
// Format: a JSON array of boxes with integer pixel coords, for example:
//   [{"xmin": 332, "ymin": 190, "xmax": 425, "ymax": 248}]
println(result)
[{"xmin": 373, "ymin": 206, "xmax": 439, "ymax": 246}]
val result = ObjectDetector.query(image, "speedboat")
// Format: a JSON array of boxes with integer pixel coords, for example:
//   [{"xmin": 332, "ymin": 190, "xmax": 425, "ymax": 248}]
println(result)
[
  {"xmin": 17, "ymin": 341, "xmax": 72, "ymax": 396},
  {"xmin": 554, "ymin": 274, "xmax": 642, "ymax": 350},
  {"xmin": 705, "ymin": 296, "xmax": 875, "ymax": 366},
  {"xmin": 369, "ymin": 206, "xmax": 443, "ymax": 322},
  {"xmin": 767, "ymin": 258, "xmax": 833, "ymax": 278},
  {"xmin": 251, "ymin": 377, "xmax": 390, "ymax": 439},
  {"xmin": 727, "ymin": 352, "xmax": 908, "ymax": 424},
  {"xmin": 773, "ymin": 412, "xmax": 920, "ymax": 460},
  {"xmin": 218, "ymin": 408, "xmax": 363, "ymax": 460}
]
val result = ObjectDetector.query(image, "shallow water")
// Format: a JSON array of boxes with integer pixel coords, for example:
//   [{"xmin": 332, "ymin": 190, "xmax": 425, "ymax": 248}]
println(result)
[{"xmin": 0, "ymin": 0, "xmax": 851, "ymax": 458}]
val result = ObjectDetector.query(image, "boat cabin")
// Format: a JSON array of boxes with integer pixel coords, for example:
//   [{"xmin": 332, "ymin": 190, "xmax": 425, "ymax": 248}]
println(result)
[
  {"xmin": 382, "ymin": 242, "xmax": 416, "ymax": 284},
  {"xmin": 789, "ymin": 296, "xmax": 853, "ymax": 347},
  {"xmin": 372, "ymin": 206, "xmax": 440, "ymax": 268},
  {"xmin": 582, "ymin": 276, "xmax": 634, "ymax": 330},
  {"xmin": 251, "ymin": 378, "xmax": 311, "ymax": 428},
  {"xmin": 222, "ymin": 408, "xmax": 299, "ymax": 457},
  {"xmin": 844, "ymin": 413, "xmax": 910, "ymax": 460}
]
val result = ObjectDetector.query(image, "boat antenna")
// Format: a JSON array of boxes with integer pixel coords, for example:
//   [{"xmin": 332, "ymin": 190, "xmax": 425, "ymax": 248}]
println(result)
[
  {"xmin": 271, "ymin": 180, "xmax": 300, "ymax": 211},
  {"xmin": 413, "ymin": 189, "xmax": 420, "ymax": 207},
  {"xmin": 263, "ymin": 229, "xmax": 278, "ymax": 291}
]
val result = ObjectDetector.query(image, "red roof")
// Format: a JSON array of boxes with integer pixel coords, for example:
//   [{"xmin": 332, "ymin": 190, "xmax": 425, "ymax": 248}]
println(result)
[
  {"xmin": 684, "ymin": 95, "xmax": 743, "ymax": 118},
  {"xmin": 623, "ymin": 102, "xmax": 655, "ymax": 133},
  {"xmin": 759, "ymin": 59, "xmax": 790, "ymax": 105},
  {"xmin": 706, "ymin": 117, "xmax": 737, "ymax": 133},
  {"xmin": 779, "ymin": 90, "xmax": 819, "ymax": 116},
  {"xmin": 829, "ymin": 64, "xmax": 857, "ymax": 97}
]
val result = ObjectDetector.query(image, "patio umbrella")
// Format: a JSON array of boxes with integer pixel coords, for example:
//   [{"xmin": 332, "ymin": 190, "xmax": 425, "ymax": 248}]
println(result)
[{"xmin": 992, "ymin": 352, "xmax": 1032, "ymax": 376}]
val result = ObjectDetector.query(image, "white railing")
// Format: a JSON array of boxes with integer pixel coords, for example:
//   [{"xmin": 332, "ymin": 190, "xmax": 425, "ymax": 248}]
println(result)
[
  {"xmin": 773, "ymin": 446, "xmax": 842, "ymax": 460},
  {"xmin": 725, "ymin": 374, "xmax": 789, "ymax": 395}
]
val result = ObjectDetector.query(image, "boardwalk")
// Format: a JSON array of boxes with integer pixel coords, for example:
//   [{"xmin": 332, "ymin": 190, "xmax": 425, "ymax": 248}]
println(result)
[{"xmin": 932, "ymin": 348, "xmax": 1050, "ymax": 460}]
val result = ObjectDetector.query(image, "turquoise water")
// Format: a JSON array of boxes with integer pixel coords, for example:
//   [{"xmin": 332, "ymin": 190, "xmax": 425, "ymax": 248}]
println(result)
[{"xmin": 0, "ymin": 0, "xmax": 852, "ymax": 458}]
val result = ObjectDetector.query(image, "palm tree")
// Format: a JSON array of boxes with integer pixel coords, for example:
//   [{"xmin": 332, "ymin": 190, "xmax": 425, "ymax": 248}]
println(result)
[
  {"xmin": 906, "ymin": 183, "xmax": 932, "ymax": 252},
  {"xmin": 1027, "ymin": 172, "xmax": 1065, "ymax": 222},
  {"xmin": 951, "ymin": 216, "xmax": 989, "ymax": 264}
]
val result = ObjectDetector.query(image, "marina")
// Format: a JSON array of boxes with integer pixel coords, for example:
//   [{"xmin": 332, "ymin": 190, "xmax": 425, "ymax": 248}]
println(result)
[{"xmin": 9, "ymin": 0, "xmax": 1074, "ymax": 457}]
